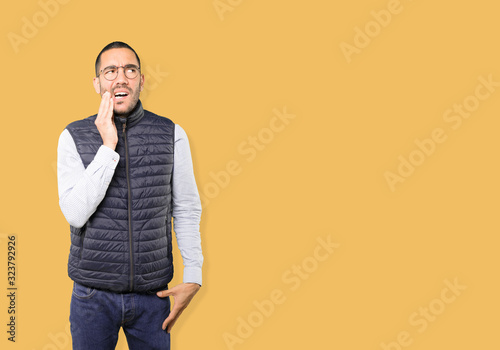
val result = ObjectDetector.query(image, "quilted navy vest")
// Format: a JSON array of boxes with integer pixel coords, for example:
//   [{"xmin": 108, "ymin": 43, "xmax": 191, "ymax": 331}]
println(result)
[{"xmin": 65, "ymin": 101, "xmax": 175, "ymax": 293}]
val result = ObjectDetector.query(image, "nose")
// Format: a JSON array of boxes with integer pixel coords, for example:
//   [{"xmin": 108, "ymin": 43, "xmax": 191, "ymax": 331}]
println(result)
[{"xmin": 114, "ymin": 67, "xmax": 128, "ymax": 85}]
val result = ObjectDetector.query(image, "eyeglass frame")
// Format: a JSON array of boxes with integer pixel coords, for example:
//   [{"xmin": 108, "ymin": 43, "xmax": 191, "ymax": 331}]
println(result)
[{"xmin": 96, "ymin": 64, "xmax": 141, "ymax": 81}]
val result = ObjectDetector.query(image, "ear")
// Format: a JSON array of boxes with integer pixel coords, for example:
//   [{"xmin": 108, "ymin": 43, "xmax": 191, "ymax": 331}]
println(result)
[
  {"xmin": 140, "ymin": 73, "xmax": 145, "ymax": 92},
  {"xmin": 93, "ymin": 77, "xmax": 101, "ymax": 95}
]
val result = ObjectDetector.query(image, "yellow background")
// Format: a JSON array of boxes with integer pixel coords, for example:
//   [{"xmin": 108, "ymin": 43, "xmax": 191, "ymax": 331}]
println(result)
[{"xmin": 0, "ymin": 0, "xmax": 498, "ymax": 349}]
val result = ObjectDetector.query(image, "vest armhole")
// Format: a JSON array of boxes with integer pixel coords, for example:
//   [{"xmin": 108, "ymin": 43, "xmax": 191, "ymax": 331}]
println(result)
[{"xmin": 171, "ymin": 122, "xmax": 175, "ymax": 211}]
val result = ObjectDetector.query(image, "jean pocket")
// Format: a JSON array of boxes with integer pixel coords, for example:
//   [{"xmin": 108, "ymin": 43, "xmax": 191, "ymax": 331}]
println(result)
[{"xmin": 72, "ymin": 282, "xmax": 97, "ymax": 299}]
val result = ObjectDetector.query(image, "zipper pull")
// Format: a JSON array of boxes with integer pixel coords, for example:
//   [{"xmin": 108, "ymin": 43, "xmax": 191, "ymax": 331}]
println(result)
[{"xmin": 122, "ymin": 120, "xmax": 127, "ymax": 134}]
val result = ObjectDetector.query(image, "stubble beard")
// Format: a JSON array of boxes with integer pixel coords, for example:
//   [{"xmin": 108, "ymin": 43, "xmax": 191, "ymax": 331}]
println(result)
[
  {"xmin": 101, "ymin": 82, "xmax": 141, "ymax": 118},
  {"xmin": 115, "ymin": 88, "xmax": 140, "ymax": 117}
]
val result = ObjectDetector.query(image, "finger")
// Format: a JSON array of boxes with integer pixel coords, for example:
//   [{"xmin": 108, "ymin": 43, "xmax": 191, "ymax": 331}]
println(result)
[
  {"xmin": 156, "ymin": 290, "xmax": 172, "ymax": 298},
  {"xmin": 166, "ymin": 318, "xmax": 177, "ymax": 333},
  {"xmin": 106, "ymin": 93, "xmax": 114, "ymax": 120},
  {"xmin": 162, "ymin": 306, "xmax": 178, "ymax": 331},
  {"xmin": 161, "ymin": 296, "xmax": 182, "ymax": 329},
  {"xmin": 162, "ymin": 313, "xmax": 173, "ymax": 331},
  {"xmin": 96, "ymin": 91, "xmax": 110, "ymax": 123},
  {"xmin": 101, "ymin": 92, "xmax": 112, "ymax": 121},
  {"xmin": 167, "ymin": 308, "xmax": 186, "ymax": 333},
  {"xmin": 156, "ymin": 289, "xmax": 172, "ymax": 298}
]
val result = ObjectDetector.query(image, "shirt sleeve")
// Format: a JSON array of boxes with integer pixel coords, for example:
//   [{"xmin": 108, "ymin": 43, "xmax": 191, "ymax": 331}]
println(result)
[
  {"xmin": 172, "ymin": 124, "xmax": 204, "ymax": 286},
  {"xmin": 57, "ymin": 129, "xmax": 120, "ymax": 228}
]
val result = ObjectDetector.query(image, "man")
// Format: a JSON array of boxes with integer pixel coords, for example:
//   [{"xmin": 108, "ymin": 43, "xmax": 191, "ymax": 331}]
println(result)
[{"xmin": 57, "ymin": 41, "xmax": 203, "ymax": 349}]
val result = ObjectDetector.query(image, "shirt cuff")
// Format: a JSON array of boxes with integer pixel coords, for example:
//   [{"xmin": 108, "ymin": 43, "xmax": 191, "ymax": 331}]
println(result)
[
  {"xmin": 94, "ymin": 145, "xmax": 120, "ymax": 169},
  {"xmin": 183, "ymin": 267, "xmax": 202, "ymax": 286}
]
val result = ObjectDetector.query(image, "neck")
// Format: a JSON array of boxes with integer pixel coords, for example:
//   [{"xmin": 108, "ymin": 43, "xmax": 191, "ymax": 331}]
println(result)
[{"xmin": 115, "ymin": 100, "xmax": 144, "ymax": 127}]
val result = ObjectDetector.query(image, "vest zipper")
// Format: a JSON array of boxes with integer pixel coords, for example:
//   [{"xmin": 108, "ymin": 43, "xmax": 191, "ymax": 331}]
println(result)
[{"xmin": 123, "ymin": 121, "xmax": 135, "ymax": 291}]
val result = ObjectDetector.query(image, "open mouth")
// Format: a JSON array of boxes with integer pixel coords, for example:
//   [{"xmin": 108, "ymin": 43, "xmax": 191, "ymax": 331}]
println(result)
[{"xmin": 114, "ymin": 91, "xmax": 129, "ymax": 100}]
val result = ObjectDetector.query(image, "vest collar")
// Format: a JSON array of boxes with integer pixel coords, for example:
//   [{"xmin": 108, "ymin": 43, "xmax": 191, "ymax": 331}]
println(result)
[{"xmin": 115, "ymin": 99, "xmax": 144, "ymax": 128}]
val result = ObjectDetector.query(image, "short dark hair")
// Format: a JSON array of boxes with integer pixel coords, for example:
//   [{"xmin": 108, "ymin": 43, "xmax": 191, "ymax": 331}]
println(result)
[{"xmin": 95, "ymin": 41, "xmax": 141, "ymax": 76}]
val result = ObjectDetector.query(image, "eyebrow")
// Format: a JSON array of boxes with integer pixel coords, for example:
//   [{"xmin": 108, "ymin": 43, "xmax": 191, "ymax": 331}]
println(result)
[{"xmin": 101, "ymin": 64, "xmax": 140, "ymax": 71}]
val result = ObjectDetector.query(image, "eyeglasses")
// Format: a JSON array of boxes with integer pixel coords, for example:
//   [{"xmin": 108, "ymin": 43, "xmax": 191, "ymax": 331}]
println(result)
[{"xmin": 97, "ymin": 65, "xmax": 140, "ymax": 81}]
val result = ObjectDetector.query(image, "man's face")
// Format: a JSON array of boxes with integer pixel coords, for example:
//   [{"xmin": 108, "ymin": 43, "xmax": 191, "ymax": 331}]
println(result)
[{"xmin": 93, "ymin": 48, "xmax": 144, "ymax": 117}]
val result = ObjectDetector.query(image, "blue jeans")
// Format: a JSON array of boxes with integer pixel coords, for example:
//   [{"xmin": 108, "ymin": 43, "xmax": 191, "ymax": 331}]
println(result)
[{"xmin": 70, "ymin": 281, "xmax": 171, "ymax": 350}]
